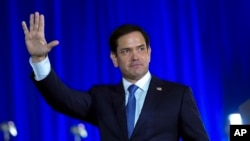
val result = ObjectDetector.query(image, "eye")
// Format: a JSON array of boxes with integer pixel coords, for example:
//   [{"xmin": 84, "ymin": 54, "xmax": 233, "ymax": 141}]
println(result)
[
  {"xmin": 138, "ymin": 46, "xmax": 146, "ymax": 51},
  {"xmin": 120, "ymin": 48, "xmax": 130, "ymax": 55}
]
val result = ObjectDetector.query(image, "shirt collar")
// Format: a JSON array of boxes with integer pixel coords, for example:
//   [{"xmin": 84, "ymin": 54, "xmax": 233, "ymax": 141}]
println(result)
[{"xmin": 122, "ymin": 71, "xmax": 151, "ymax": 92}]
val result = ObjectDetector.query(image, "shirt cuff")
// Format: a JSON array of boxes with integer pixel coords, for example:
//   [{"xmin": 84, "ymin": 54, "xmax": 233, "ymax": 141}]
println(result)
[{"xmin": 29, "ymin": 56, "xmax": 51, "ymax": 81}]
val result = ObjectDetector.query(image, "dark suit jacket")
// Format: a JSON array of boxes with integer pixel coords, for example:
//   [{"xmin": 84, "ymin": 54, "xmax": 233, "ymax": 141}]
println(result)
[{"xmin": 32, "ymin": 70, "xmax": 209, "ymax": 141}]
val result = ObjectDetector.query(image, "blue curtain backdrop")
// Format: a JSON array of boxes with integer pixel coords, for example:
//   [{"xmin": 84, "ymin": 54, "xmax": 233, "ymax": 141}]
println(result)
[{"xmin": 0, "ymin": 0, "xmax": 249, "ymax": 141}]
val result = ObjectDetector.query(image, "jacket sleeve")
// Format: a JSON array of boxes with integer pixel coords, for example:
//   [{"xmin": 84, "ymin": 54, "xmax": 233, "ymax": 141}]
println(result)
[
  {"xmin": 31, "ymin": 69, "xmax": 97, "ymax": 125},
  {"xmin": 179, "ymin": 87, "xmax": 210, "ymax": 141}
]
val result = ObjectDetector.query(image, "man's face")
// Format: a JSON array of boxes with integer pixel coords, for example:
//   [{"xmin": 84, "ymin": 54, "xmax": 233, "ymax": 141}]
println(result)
[{"xmin": 110, "ymin": 31, "xmax": 151, "ymax": 83}]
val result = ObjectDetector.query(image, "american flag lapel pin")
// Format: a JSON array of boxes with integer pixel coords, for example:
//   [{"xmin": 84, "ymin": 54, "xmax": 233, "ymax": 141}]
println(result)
[{"xmin": 156, "ymin": 87, "xmax": 162, "ymax": 91}]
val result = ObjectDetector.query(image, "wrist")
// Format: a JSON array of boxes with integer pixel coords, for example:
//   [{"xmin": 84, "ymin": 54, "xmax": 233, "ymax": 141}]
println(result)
[{"xmin": 31, "ymin": 55, "xmax": 47, "ymax": 63}]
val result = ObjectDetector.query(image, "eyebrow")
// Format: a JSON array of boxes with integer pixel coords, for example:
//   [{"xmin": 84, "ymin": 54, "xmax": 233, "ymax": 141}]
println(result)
[
  {"xmin": 137, "ymin": 44, "xmax": 145, "ymax": 48},
  {"xmin": 118, "ymin": 44, "xmax": 146, "ymax": 51}
]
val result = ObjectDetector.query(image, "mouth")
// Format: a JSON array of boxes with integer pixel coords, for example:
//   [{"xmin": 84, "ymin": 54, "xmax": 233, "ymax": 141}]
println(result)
[{"xmin": 130, "ymin": 63, "xmax": 142, "ymax": 68}]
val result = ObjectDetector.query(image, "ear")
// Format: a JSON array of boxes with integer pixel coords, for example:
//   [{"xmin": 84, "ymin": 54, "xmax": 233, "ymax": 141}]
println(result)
[
  {"xmin": 148, "ymin": 46, "xmax": 151, "ymax": 62},
  {"xmin": 110, "ymin": 52, "xmax": 119, "ymax": 67}
]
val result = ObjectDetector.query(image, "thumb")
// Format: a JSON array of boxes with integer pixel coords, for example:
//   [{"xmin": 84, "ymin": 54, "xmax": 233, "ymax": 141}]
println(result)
[{"xmin": 48, "ymin": 40, "xmax": 59, "ymax": 49}]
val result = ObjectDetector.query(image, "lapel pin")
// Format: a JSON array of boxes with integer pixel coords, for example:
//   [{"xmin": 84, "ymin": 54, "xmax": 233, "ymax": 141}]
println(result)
[{"xmin": 156, "ymin": 87, "xmax": 162, "ymax": 91}]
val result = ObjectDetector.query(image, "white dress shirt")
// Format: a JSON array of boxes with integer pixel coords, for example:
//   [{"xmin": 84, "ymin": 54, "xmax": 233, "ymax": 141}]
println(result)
[
  {"xmin": 29, "ymin": 56, "xmax": 51, "ymax": 81},
  {"xmin": 122, "ymin": 71, "xmax": 151, "ymax": 127}
]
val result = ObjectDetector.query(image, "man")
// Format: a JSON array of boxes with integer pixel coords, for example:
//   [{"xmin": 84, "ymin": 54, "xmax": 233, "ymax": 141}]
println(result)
[{"xmin": 22, "ymin": 12, "xmax": 209, "ymax": 141}]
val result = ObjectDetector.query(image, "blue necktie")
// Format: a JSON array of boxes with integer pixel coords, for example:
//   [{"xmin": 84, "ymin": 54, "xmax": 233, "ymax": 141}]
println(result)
[{"xmin": 126, "ymin": 84, "xmax": 138, "ymax": 138}]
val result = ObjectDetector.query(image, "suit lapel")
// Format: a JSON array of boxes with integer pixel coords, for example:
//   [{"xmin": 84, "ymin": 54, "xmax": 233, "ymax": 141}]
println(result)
[
  {"xmin": 132, "ymin": 76, "xmax": 165, "ymax": 136},
  {"xmin": 111, "ymin": 82, "xmax": 129, "ymax": 140},
  {"xmin": 110, "ymin": 76, "xmax": 168, "ymax": 139}
]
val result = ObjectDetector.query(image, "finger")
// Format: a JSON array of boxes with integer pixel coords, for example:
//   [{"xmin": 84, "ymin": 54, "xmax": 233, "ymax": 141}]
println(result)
[
  {"xmin": 34, "ymin": 12, "xmax": 40, "ymax": 31},
  {"xmin": 29, "ymin": 13, "xmax": 34, "ymax": 32},
  {"xmin": 21, "ymin": 21, "xmax": 29, "ymax": 35},
  {"xmin": 38, "ymin": 14, "xmax": 44, "ymax": 33},
  {"xmin": 48, "ymin": 40, "xmax": 59, "ymax": 49}
]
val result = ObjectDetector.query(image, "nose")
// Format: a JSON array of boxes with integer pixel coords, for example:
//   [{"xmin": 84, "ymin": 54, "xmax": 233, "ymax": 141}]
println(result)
[{"xmin": 131, "ymin": 49, "xmax": 139, "ymax": 60}]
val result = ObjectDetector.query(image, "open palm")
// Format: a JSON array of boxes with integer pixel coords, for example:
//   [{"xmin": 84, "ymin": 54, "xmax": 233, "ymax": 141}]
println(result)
[{"xmin": 22, "ymin": 12, "xmax": 59, "ymax": 60}]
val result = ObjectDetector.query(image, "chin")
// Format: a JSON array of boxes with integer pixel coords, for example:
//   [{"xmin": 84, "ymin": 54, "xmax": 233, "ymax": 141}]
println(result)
[{"xmin": 131, "ymin": 72, "xmax": 145, "ymax": 79}]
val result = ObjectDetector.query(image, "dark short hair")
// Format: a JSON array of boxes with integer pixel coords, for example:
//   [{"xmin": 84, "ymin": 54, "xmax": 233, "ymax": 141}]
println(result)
[{"xmin": 109, "ymin": 24, "xmax": 150, "ymax": 53}]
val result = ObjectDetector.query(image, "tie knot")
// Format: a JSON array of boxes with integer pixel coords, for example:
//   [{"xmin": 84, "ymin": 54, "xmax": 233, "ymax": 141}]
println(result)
[{"xmin": 128, "ymin": 84, "xmax": 138, "ymax": 95}]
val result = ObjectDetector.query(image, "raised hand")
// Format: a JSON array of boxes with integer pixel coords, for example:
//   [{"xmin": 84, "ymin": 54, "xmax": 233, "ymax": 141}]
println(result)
[{"xmin": 22, "ymin": 12, "xmax": 59, "ymax": 62}]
